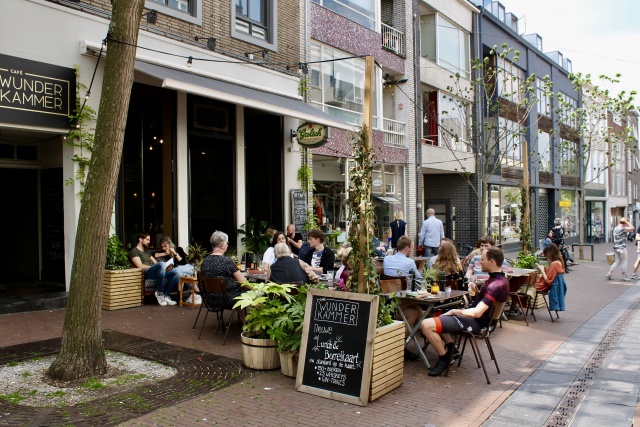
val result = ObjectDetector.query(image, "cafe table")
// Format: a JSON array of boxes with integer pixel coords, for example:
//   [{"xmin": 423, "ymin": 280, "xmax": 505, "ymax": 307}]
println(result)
[
  {"xmin": 391, "ymin": 290, "xmax": 468, "ymax": 369},
  {"xmin": 410, "ymin": 256, "xmax": 428, "ymax": 271},
  {"xmin": 242, "ymin": 271, "xmax": 267, "ymax": 282}
]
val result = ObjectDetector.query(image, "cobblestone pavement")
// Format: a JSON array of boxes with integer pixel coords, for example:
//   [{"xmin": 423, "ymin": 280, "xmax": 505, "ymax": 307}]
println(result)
[{"xmin": 1, "ymin": 243, "xmax": 638, "ymax": 426}]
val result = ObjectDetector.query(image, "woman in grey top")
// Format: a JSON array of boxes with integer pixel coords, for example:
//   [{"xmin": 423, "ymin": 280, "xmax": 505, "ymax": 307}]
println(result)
[{"xmin": 607, "ymin": 217, "xmax": 634, "ymax": 281}]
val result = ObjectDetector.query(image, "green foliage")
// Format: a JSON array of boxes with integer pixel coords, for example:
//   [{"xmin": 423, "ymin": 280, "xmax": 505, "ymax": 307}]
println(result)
[
  {"xmin": 81, "ymin": 377, "xmax": 106, "ymax": 390},
  {"xmin": 514, "ymin": 252, "xmax": 538, "ymax": 269},
  {"xmin": 233, "ymin": 282, "xmax": 298, "ymax": 340},
  {"xmin": 422, "ymin": 267, "xmax": 441, "ymax": 284},
  {"xmin": 64, "ymin": 65, "xmax": 96, "ymax": 197},
  {"xmin": 274, "ymin": 285, "xmax": 313, "ymax": 353},
  {"xmin": 0, "ymin": 391, "xmax": 27, "ymax": 404},
  {"xmin": 186, "ymin": 243, "xmax": 209, "ymax": 271},
  {"xmin": 105, "ymin": 234, "xmax": 130, "ymax": 270},
  {"xmin": 237, "ymin": 218, "xmax": 272, "ymax": 255}
]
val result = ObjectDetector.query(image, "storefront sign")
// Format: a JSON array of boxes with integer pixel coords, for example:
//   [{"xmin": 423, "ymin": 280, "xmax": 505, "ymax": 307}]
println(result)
[
  {"xmin": 0, "ymin": 54, "xmax": 75, "ymax": 129},
  {"xmin": 296, "ymin": 122, "xmax": 328, "ymax": 148},
  {"xmin": 559, "ymin": 200, "xmax": 571, "ymax": 208},
  {"xmin": 372, "ymin": 179, "xmax": 382, "ymax": 187}
]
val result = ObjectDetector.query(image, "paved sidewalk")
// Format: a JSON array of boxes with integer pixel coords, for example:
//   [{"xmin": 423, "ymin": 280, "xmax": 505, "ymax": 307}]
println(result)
[{"xmin": 1, "ymin": 242, "xmax": 639, "ymax": 426}]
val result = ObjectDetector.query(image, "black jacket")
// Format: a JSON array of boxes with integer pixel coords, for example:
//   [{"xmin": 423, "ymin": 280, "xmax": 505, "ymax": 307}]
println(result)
[
  {"xmin": 269, "ymin": 257, "xmax": 308, "ymax": 284},
  {"xmin": 302, "ymin": 245, "xmax": 335, "ymax": 274}
]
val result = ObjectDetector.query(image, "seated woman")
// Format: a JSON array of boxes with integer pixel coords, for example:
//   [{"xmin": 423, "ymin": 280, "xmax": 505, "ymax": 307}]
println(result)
[
  {"xmin": 335, "ymin": 247, "xmax": 352, "ymax": 290},
  {"xmin": 262, "ymin": 231, "xmax": 288, "ymax": 267},
  {"xmin": 267, "ymin": 243, "xmax": 308, "ymax": 284},
  {"xmin": 433, "ymin": 241, "xmax": 466, "ymax": 290},
  {"xmin": 156, "ymin": 236, "xmax": 194, "ymax": 278},
  {"xmin": 201, "ymin": 231, "xmax": 248, "ymax": 324},
  {"xmin": 535, "ymin": 243, "xmax": 567, "ymax": 312}
]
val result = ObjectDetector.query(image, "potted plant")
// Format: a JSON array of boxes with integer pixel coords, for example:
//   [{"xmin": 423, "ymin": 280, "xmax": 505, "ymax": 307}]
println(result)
[
  {"xmin": 233, "ymin": 281, "xmax": 298, "ymax": 370},
  {"xmin": 186, "ymin": 243, "xmax": 209, "ymax": 275},
  {"xmin": 237, "ymin": 218, "xmax": 272, "ymax": 267},
  {"xmin": 102, "ymin": 234, "xmax": 142, "ymax": 311}
]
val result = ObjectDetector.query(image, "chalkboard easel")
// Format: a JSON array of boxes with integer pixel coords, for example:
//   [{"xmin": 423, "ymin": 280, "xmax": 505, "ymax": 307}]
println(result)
[
  {"xmin": 295, "ymin": 289, "xmax": 379, "ymax": 406},
  {"xmin": 291, "ymin": 189, "xmax": 308, "ymax": 240}
]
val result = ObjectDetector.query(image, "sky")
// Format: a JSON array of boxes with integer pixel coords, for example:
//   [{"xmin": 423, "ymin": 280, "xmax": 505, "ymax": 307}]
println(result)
[{"xmin": 497, "ymin": 0, "xmax": 640, "ymax": 102}]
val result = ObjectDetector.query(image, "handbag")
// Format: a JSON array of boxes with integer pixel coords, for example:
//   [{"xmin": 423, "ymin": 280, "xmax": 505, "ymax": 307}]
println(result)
[{"xmin": 416, "ymin": 245, "xmax": 425, "ymax": 256}]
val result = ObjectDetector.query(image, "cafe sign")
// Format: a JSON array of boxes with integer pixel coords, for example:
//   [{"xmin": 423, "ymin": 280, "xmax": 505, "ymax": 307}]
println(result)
[
  {"xmin": 296, "ymin": 122, "xmax": 328, "ymax": 148},
  {"xmin": 559, "ymin": 200, "xmax": 571, "ymax": 208},
  {"xmin": 0, "ymin": 54, "xmax": 75, "ymax": 130}
]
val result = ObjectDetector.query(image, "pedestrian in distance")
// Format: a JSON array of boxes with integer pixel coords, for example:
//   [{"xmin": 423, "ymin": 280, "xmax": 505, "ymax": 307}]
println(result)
[
  {"xmin": 419, "ymin": 208, "xmax": 444, "ymax": 257},
  {"xmin": 607, "ymin": 217, "xmax": 634, "ymax": 281}
]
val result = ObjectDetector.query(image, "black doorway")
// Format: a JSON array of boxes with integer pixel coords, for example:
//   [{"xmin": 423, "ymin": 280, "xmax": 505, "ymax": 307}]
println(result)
[
  {"xmin": 189, "ymin": 136, "xmax": 235, "ymax": 249},
  {"xmin": 0, "ymin": 168, "xmax": 39, "ymax": 283}
]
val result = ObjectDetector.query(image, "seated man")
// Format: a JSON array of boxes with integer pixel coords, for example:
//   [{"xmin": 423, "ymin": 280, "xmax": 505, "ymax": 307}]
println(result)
[
  {"xmin": 303, "ymin": 229, "xmax": 335, "ymax": 275},
  {"xmin": 465, "ymin": 235, "xmax": 511, "ymax": 280},
  {"xmin": 383, "ymin": 236, "xmax": 424, "ymax": 361},
  {"xmin": 421, "ymin": 246, "xmax": 509, "ymax": 377},
  {"xmin": 268, "ymin": 243, "xmax": 308, "ymax": 284},
  {"xmin": 129, "ymin": 232, "xmax": 179, "ymax": 306}
]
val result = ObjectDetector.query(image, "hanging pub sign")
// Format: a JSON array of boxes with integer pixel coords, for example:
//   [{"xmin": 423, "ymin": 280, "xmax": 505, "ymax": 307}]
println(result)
[
  {"xmin": 296, "ymin": 122, "xmax": 328, "ymax": 148},
  {"xmin": 0, "ymin": 54, "xmax": 75, "ymax": 130}
]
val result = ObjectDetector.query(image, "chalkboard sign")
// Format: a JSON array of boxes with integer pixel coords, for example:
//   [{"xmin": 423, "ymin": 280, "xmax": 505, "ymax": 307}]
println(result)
[
  {"xmin": 291, "ymin": 189, "xmax": 308, "ymax": 240},
  {"xmin": 296, "ymin": 289, "xmax": 379, "ymax": 406}
]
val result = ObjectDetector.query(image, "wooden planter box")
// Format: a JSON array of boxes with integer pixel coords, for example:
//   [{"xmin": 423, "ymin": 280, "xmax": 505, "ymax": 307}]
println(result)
[
  {"xmin": 369, "ymin": 320, "xmax": 404, "ymax": 401},
  {"xmin": 102, "ymin": 268, "xmax": 143, "ymax": 311}
]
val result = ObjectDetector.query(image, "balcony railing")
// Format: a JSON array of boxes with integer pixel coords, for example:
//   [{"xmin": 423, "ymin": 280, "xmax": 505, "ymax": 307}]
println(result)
[
  {"xmin": 383, "ymin": 118, "xmax": 405, "ymax": 147},
  {"xmin": 381, "ymin": 23, "xmax": 404, "ymax": 56}
]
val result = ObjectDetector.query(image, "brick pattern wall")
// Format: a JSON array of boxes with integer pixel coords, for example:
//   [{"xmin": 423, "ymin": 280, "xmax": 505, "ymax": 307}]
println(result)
[{"xmin": 50, "ymin": 0, "xmax": 302, "ymax": 72}]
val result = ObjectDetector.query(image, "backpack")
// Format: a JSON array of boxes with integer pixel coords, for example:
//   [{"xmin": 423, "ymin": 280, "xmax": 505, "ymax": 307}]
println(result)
[{"xmin": 551, "ymin": 226, "xmax": 564, "ymax": 245}]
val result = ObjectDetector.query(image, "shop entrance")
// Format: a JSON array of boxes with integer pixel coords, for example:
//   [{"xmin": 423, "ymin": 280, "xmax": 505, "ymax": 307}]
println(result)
[{"xmin": 0, "ymin": 168, "xmax": 39, "ymax": 283}]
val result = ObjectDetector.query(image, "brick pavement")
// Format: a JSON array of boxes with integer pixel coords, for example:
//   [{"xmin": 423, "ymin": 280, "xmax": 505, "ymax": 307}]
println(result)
[{"xmin": 0, "ymin": 242, "xmax": 637, "ymax": 426}]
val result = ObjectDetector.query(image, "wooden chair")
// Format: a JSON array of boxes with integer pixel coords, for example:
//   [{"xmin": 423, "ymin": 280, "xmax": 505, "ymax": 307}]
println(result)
[
  {"xmin": 192, "ymin": 274, "xmax": 236, "ymax": 344},
  {"xmin": 380, "ymin": 278, "xmax": 403, "ymax": 294},
  {"xmin": 446, "ymin": 300, "xmax": 506, "ymax": 384},
  {"xmin": 381, "ymin": 274, "xmax": 412, "ymax": 291},
  {"xmin": 527, "ymin": 287, "xmax": 559, "ymax": 323},
  {"xmin": 505, "ymin": 274, "xmax": 533, "ymax": 326}
]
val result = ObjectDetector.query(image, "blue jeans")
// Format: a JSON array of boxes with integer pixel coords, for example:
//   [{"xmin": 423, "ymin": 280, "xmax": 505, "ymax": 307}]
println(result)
[
  {"xmin": 425, "ymin": 246, "xmax": 439, "ymax": 257},
  {"xmin": 144, "ymin": 262, "xmax": 179, "ymax": 296}
]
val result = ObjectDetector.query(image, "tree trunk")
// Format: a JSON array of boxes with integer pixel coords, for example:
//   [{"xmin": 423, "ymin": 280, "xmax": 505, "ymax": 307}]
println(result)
[{"xmin": 47, "ymin": 0, "xmax": 145, "ymax": 381}]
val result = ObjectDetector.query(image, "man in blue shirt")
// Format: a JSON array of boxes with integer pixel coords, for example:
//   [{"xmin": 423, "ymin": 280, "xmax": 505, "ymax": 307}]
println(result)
[
  {"xmin": 419, "ymin": 209, "xmax": 444, "ymax": 257},
  {"xmin": 383, "ymin": 236, "xmax": 423, "ymax": 281}
]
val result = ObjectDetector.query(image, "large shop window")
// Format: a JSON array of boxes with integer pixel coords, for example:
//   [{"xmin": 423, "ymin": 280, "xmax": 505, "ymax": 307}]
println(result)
[
  {"xmin": 372, "ymin": 163, "xmax": 404, "ymax": 242},
  {"xmin": 559, "ymin": 190, "xmax": 578, "ymax": 237},
  {"xmin": 308, "ymin": 42, "xmax": 378, "ymax": 127},
  {"xmin": 312, "ymin": 0, "xmax": 376, "ymax": 31},
  {"xmin": 232, "ymin": 0, "xmax": 277, "ymax": 49},
  {"xmin": 489, "ymin": 185, "xmax": 522, "ymax": 245}
]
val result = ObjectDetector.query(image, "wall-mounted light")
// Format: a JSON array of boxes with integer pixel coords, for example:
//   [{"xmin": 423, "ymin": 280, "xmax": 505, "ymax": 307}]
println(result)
[
  {"xmin": 195, "ymin": 36, "xmax": 216, "ymax": 51},
  {"xmin": 245, "ymin": 50, "xmax": 269, "ymax": 61},
  {"xmin": 145, "ymin": 9, "xmax": 157, "ymax": 25}
]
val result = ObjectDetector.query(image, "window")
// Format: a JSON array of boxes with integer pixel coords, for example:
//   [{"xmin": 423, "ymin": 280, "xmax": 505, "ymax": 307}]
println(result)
[
  {"xmin": 558, "ymin": 92, "xmax": 578, "ymax": 128},
  {"xmin": 537, "ymin": 130, "xmax": 551, "ymax": 172},
  {"xmin": 536, "ymin": 77, "xmax": 551, "ymax": 117},
  {"xmin": 497, "ymin": 56, "xmax": 525, "ymax": 103},
  {"xmin": 420, "ymin": 14, "xmax": 471, "ymax": 79},
  {"xmin": 560, "ymin": 139, "xmax": 577, "ymax": 175},
  {"xmin": 308, "ymin": 42, "xmax": 378, "ymax": 126},
  {"xmin": 498, "ymin": 117, "xmax": 524, "ymax": 166},
  {"xmin": 232, "ymin": 0, "xmax": 276, "ymax": 49},
  {"xmin": 312, "ymin": 0, "xmax": 376, "ymax": 31},
  {"xmin": 146, "ymin": 0, "xmax": 201, "ymax": 25},
  {"xmin": 439, "ymin": 94, "xmax": 470, "ymax": 152}
]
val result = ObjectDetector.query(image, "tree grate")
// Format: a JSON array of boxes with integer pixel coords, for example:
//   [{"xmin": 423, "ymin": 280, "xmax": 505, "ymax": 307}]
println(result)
[
  {"xmin": 543, "ymin": 299, "xmax": 640, "ymax": 426},
  {"xmin": 0, "ymin": 330, "xmax": 249, "ymax": 427}
]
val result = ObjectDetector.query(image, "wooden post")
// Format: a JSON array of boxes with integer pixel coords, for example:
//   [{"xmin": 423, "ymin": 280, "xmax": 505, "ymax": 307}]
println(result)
[
  {"xmin": 522, "ymin": 140, "xmax": 530, "ymax": 255},
  {"xmin": 358, "ymin": 56, "xmax": 375, "ymax": 293}
]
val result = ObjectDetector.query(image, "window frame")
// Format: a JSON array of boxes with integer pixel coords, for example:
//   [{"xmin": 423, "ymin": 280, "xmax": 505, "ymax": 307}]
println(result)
[
  {"xmin": 146, "ymin": 0, "xmax": 202, "ymax": 26},
  {"xmin": 420, "ymin": 13, "xmax": 471, "ymax": 79},
  {"xmin": 231, "ymin": 0, "xmax": 278, "ymax": 50}
]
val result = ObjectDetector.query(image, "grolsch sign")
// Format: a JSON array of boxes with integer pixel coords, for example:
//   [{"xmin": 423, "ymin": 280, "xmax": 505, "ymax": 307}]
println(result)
[
  {"xmin": 0, "ymin": 54, "xmax": 75, "ymax": 129},
  {"xmin": 296, "ymin": 122, "xmax": 328, "ymax": 148}
]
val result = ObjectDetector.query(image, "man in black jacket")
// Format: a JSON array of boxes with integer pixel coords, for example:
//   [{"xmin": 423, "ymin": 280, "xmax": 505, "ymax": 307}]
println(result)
[{"xmin": 303, "ymin": 229, "xmax": 335, "ymax": 274}]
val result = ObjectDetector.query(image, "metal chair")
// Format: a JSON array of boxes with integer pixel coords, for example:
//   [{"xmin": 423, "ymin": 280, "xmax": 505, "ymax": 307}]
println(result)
[
  {"xmin": 505, "ymin": 273, "xmax": 534, "ymax": 326},
  {"xmin": 446, "ymin": 300, "xmax": 506, "ymax": 384},
  {"xmin": 192, "ymin": 274, "xmax": 236, "ymax": 344},
  {"xmin": 527, "ymin": 287, "xmax": 559, "ymax": 323}
]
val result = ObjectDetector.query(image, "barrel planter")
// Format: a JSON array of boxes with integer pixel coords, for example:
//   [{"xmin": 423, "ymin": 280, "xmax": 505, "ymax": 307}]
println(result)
[
  {"xmin": 369, "ymin": 320, "xmax": 404, "ymax": 401},
  {"xmin": 279, "ymin": 350, "xmax": 298, "ymax": 378},
  {"xmin": 241, "ymin": 331, "xmax": 280, "ymax": 370}
]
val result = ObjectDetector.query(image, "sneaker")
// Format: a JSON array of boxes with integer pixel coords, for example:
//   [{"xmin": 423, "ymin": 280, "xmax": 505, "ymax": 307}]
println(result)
[
  {"xmin": 155, "ymin": 292, "xmax": 167, "ymax": 306},
  {"xmin": 631, "ymin": 275, "xmax": 638, "ymax": 280},
  {"xmin": 428, "ymin": 358, "xmax": 449, "ymax": 377},
  {"xmin": 622, "ymin": 276, "xmax": 631, "ymax": 282},
  {"xmin": 606, "ymin": 273, "xmax": 613, "ymax": 280},
  {"xmin": 164, "ymin": 295, "xmax": 177, "ymax": 305}
]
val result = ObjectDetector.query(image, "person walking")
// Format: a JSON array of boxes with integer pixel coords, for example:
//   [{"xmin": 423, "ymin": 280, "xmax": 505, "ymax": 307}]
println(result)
[
  {"xmin": 607, "ymin": 217, "xmax": 634, "ymax": 281},
  {"xmin": 388, "ymin": 210, "xmax": 407, "ymax": 250},
  {"xmin": 419, "ymin": 208, "xmax": 444, "ymax": 257}
]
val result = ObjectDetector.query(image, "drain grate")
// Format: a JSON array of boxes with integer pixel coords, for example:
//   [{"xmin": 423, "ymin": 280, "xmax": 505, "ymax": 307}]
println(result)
[
  {"xmin": 0, "ymin": 330, "xmax": 249, "ymax": 427},
  {"xmin": 544, "ymin": 299, "xmax": 640, "ymax": 426}
]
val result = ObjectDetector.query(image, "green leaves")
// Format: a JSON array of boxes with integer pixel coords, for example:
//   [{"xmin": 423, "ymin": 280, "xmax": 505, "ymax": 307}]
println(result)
[{"xmin": 105, "ymin": 234, "xmax": 130, "ymax": 270}]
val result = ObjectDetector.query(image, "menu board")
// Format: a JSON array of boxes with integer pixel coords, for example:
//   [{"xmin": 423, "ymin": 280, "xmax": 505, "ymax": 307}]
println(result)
[
  {"xmin": 290, "ymin": 189, "xmax": 308, "ymax": 240},
  {"xmin": 296, "ymin": 289, "xmax": 379, "ymax": 406}
]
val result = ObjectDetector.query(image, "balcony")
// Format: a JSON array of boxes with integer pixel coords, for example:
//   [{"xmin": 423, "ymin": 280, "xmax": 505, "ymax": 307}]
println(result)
[
  {"xmin": 383, "ymin": 118, "xmax": 405, "ymax": 147},
  {"xmin": 381, "ymin": 23, "xmax": 405, "ymax": 56}
]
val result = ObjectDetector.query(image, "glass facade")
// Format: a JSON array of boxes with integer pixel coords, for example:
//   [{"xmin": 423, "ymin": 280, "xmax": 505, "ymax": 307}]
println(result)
[
  {"xmin": 559, "ymin": 190, "xmax": 578, "ymax": 237},
  {"xmin": 489, "ymin": 185, "xmax": 522, "ymax": 244}
]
